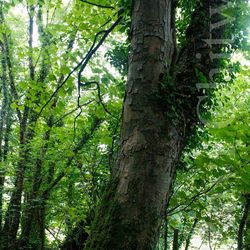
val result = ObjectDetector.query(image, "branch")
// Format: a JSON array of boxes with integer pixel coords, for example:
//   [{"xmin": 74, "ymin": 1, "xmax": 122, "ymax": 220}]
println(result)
[
  {"xmin": 77, "ymin": 16, "xmax": 122, "ymax": 86},
  {"xmin": 79, "ymin": 81, "xmax": 113, "ymax": 116},
  {"xmin": 38, "ymin": 16, "xmax": 122, "ymax": 117},
  {"xmin": 79, "ymin": 0, "xmax": 115, "ymax": 9},
  {"xmin": 167, "ymin": 177, "xmax": 225, "ymax": 216},
  {"xmin": 52, "ymin": 99, "xmax": 94, "ymax": 126},
  {"xmin": 73, "ymin": 80, "xmax": 115, "ymax": 140},
  {"xmin": 237, "ymin": 195, "xmax": 250, "ymax": 249},
  {"xmin": 45, "ymin": 227, "xmax": 61, "ymax": 244},
  {"xmin": 2, "ymin": 34, "xmax": 22, "ymax": 123}
]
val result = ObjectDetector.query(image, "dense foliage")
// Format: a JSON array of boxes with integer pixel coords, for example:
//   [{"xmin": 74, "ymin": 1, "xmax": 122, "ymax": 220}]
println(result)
[{"xmin": 0, "ymin": 0, "xmax": 249, "ymax": 249}]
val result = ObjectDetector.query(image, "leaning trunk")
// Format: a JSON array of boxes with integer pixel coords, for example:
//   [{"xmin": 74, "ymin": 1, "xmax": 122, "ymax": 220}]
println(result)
[
  {"xmin": 84, "ymin": 1, "xmax": 184, "ymax": 249},
  {"xmin": 85, "ymin": 0, "xmax": 228, "ymax": 248}
]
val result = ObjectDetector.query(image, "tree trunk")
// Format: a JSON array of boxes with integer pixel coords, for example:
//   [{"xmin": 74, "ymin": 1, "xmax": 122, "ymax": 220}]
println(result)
[
  {"xmin": 184, "ymin": 218, "xmax": 199, "ymax": 250},
  {"xmin": 245, "ymin": 204, "xmax": 250, "ymax": 250},
  {"xmin": 1, "ymin": 128, "xmax": 29, "ymax": 249},
  {"xmin": 238, "ymin": 195, "xmax": 250, "ymax": 250},
  {"xmin": 18, "ymin": 128, "xmax": 51, "ymax": 249},
  {"xmin": 0, "ymin": 19, "xmax": 12, "ymax": 240},
  {"xmin": 164, "ymin": 215, "xmax": 169, "ymax": 250},
  {"xmin": 173, "ymin": 229, "xmax": 179, "ymax": 250},
  {"xmin": 86, "ymin": 0, "xmax": 226, "ymax": 248},
  {"xmin": 84, "ymin": 1, "xmax": 184, "ymax": 249},
  {"xmin": 0, "ymin": 34, "xmax": 8, "ymax": 234}
]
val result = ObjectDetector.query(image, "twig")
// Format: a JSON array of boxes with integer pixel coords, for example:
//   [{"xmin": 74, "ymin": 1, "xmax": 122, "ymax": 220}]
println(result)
[
  {"xmin": 45, "ymin": 227, "xmax": 61, "ymax": 244},
  {"xmin": 208, "ymin": 226, "xmax": 213, "ymax": 250},
  {"xmin": 80, "ymin": 81, "xmax": 112, "ymax": 116}
]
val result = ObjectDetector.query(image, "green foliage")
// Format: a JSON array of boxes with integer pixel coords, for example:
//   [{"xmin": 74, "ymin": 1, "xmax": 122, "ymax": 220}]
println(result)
[
  {"xmin": 0, "ymin": 0, "xmax": 124, "ymax": 248},
  {"xmin": 166, "ymin": 64, "xmax": 250, "ymax": 249},
  {"xmin": 0, "ymin": 0, "xmax": 249, "ymax": 249}
]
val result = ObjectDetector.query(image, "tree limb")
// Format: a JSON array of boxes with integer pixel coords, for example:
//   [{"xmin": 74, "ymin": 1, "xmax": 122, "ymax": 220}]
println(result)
[{"xmin": 79, "ymin": 0, "xmax": 115, "ymax": 9}]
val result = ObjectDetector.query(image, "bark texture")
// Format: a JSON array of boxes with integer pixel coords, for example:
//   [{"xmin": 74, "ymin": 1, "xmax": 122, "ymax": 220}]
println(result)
[
  {"xmin": 84, "ymin": 1, "xmax": 183, "ymax": 249},
  {"xmin": 85, "ymin": 0, "xmax": 225, "ymax": 249}
]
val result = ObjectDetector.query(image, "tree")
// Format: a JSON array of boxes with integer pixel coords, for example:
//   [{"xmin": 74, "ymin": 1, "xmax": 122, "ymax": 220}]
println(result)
[
  {"xmin": 163, "ymin": 64, "xmax": 250, "ymax": 249},
  {"xmin": 0, "ymin": 0, "xmax": 122, "ymax": 249},
  {"xmin": 0, "ymin": 0, "xmax": 248, "ymax": 249},
  {"xmin": 84, "ymin": 0, "xmax": 249, "ymax": 249}
]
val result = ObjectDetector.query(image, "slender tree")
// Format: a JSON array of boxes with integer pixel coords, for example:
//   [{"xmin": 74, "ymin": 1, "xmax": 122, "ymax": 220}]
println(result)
[{"xmin": 238, "ymin": 195, "xmax": 250, "ymax": 250}]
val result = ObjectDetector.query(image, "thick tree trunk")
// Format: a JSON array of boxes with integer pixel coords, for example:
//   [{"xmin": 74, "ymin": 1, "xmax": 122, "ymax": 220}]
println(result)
[
  {"xmin": 84, "ymin": 1, "xmax": 184, "ymax": 249},
  {"xmin": 84, "ymin": 0, "xmax": 229, "ymax": 249}
]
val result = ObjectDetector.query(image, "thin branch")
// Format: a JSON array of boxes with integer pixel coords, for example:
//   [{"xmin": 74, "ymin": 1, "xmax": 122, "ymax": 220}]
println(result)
[
  {"xmin": 77, "ymin": 16, "xmax": 122, "ymax": 87},
  {"xmin": 98, "ymin": 18, "xmax": 112, "ymax": 29},
  {"xmin": 73, "ymin": 16, "xmax": 122, "ymax": 132},
  {"xmin": 37, "ymin": 15, "xmax": 122, "ymax": 117},
  {"xmin": 208, "ymin": 226, "xmax": 213, "ymax": 250},
  {"xmin": 73, "ymin": 81, "xmax": 114, "ymax": 140},
  {"xmin": 45, "ymin": 227, "xmax": 61, "ymax": 244},
  {"xmin": 167, "ymin": 177, "xmax": 225, "ymax": 216},
  {"xmin": 234, "ymin": 134, "xmax": 244, "ymax": 164},
  {"xmin": 52, "ymin": 99, "xmax": 94, "ymax": 126},
  {"xmin": 73, "ymin": 108, "xmax": 83, "ymax": 141},
  {"xmin": 80, "ymin": 81, "xmax": 112, "ymax": 116},
  {"xmin": 79, "ymin": 0, "xmax": 115, "ymax": 9}
]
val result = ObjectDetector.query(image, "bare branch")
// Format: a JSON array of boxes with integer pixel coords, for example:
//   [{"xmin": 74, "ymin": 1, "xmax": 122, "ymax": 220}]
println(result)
[
  {"xmin": 52, "ymin": 99, "xmax": 94, "ymax": 126},
  {"xmin": 80, "ymin": 81, "xmax": 113, "ymax": 116}
]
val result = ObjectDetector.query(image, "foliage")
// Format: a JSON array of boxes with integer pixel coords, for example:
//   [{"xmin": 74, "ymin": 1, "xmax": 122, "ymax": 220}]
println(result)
[
  {"xmin": 166, "ymin": 64, "xmax": 250, "ymax": 249},
  {"xmin": 0, "ymin": 0, "xmax": 123, "ymax": 248},
  {"xmin": 0, "ymin": 0, "xmax": 249, "ymax": 249}
]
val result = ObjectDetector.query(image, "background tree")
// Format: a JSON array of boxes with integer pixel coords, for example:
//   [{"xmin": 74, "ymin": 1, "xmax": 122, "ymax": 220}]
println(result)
[{"xmin": 0, "ymin": 0, "xmax": 123, "ymax": 249}]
